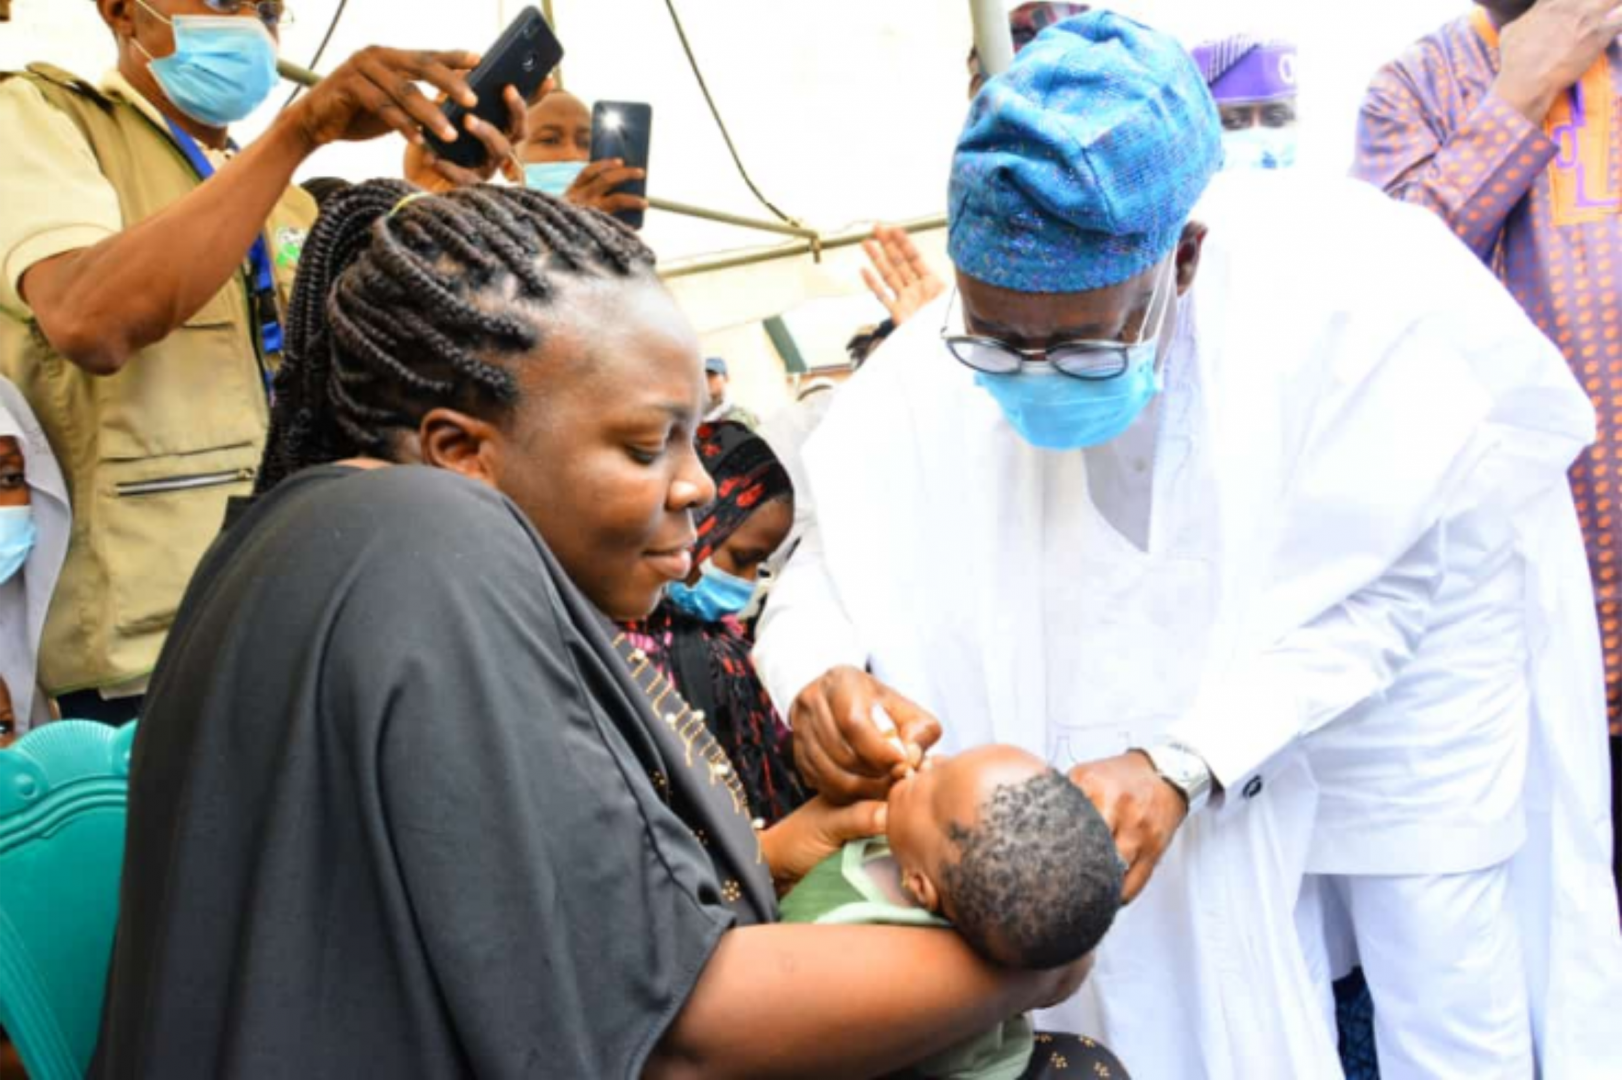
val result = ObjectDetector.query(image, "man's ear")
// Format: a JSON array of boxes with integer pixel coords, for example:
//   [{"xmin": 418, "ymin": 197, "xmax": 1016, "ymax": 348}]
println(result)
[
  {"xmin": 417, "ymin": 407, "xmax": 503, "ymax": 489},
  {"xmin": 100, "ymin": 0, "xmax": 137, "ymax": 40},
  {"xmin": 1175, "ymin": 220, "xmax": 1209, "ymax": 295},
  {"xmin": 901, "ymin": 867, "xmax": 942, "ymax": 915}
]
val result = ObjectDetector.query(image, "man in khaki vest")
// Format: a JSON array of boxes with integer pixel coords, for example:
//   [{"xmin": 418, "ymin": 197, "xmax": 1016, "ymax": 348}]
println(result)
[{"xmin": 0, "ymin": 0, "xmax": 519, "ymax": 722}]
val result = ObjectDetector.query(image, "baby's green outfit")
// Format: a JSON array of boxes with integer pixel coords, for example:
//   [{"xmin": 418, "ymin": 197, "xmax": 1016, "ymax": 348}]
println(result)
[{"xmin": 778, "ymin": 837, "xmax": 1034, "ymax": 1080}]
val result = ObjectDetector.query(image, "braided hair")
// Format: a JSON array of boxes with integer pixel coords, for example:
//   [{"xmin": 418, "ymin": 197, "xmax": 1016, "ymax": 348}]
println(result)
[{"xmin": 258, "ymin": 180, "xmax": 656, "ymax": 494}]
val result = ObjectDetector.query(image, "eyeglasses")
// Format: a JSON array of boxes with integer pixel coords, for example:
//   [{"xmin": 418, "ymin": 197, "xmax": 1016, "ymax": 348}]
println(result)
[
  {"xmin": 201, "ymin": 0, "xmax": 293, "ymax": 27},
  {"xmin": 940, "ymin": 265, "xmax": 1171, "ymax": 381}
]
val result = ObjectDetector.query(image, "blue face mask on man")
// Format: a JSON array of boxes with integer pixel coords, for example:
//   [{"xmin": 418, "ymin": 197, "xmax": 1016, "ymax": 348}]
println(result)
[
  {"xmin": 975, "ymin": 357, "xmax": 1162, "ymax": 451},
  {"xmin": 523, "ymin": 161, "xmax": 587, "ymax": 197},
  {"xmin": 0, "ymin": 506, "xmax": 37, "ymax": 586},
  {"xmin": 970, "ymin": 264, "xmax": 1172, "ymax": 451},
  {"xmin": 1222, "ymin": 126, "xmax": 1297, "ymax": 171},
  {"xmin": 666, "ymin": 559, "xmax": 757, "ymax": 622},
  {"xmin": 135, "ymin": 0, "xmax": 280, "ymax": 127}
]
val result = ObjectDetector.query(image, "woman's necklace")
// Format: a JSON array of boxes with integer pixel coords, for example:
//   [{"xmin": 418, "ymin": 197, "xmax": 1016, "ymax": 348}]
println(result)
[{"xmin": 611, "ymin": 632, "xmax": 763, "ymax": 832}]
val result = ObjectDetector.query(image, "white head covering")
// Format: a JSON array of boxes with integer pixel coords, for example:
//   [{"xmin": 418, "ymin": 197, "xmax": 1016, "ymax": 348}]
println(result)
[{"xmin": 0, "ymin": 377, "xmax": 69, "ymax": 733}]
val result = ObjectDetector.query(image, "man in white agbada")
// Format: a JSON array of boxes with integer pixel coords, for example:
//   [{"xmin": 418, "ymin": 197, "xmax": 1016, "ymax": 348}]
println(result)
[{"xmin": 754, "ymin": 12, "xmax": 1622, "ymax": 1078}]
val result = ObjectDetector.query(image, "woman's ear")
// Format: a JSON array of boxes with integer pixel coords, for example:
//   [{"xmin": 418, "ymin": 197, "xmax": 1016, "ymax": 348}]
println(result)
[{"xmin": 417, "ymin": 408, "xmax": 504, "ymax": 488}]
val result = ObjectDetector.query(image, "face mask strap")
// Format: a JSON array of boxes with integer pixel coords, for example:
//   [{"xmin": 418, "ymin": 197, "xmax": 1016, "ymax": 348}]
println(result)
[
  {"xmin": 134, "ymin": 0, "xmax": 172, "ymax": 26},
  {"xmin": 129, "ymin": 0, "xmax": 169, "ymax": 65},
  {"xmin": 1133, "ymin": 255, "xmax": 1176, "ymax": 354}
]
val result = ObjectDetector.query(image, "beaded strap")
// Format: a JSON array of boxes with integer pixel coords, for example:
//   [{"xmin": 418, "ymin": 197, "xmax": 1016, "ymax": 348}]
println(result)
[{"xmin": 612, "ymin": 633, "xmax": 764, "ymax": 831}]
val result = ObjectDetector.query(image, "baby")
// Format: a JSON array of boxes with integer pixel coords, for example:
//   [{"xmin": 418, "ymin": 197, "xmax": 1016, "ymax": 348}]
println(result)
[{"xmin": 779, "ymin": 745, "xmax": 1124, "ymax": 1080}]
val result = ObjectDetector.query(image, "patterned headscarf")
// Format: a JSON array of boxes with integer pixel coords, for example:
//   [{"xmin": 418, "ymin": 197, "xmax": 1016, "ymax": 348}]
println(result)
[
  {"xmin": 622, "ymin": 421, "xmax": 805, "ymax": 828},
  {"xmin": 693, "ymin": 421, "xmax": 792, "ymax": 567},
  {"xmin": 949, "ymin": 10, "xmax": 1221, "ymax": 293}
]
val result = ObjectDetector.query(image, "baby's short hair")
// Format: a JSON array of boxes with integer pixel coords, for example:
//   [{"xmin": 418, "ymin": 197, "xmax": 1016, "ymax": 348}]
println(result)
[{"xmin": 941, "ymin": 770, "xmax": 1124, "ymax": 970}]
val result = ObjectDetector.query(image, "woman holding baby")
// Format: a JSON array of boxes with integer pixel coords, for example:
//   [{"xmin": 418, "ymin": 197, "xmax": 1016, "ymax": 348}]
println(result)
[{"xmin": 88, "ymin": 185, "xmax": 1126, "ymax": 1078}]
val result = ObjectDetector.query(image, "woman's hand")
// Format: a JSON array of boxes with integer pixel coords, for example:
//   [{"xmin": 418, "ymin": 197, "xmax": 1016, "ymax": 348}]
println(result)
[
  {"xmin": 403, "ymin": 86, "xmax": 527, "ymax": 193},
  {"xmin": 790, "ymin": 666, "xmax": 941, "ymax": 803},
  {"xmin": 759, "ymin": 794, "xmax": 887, "ymax": 895}
]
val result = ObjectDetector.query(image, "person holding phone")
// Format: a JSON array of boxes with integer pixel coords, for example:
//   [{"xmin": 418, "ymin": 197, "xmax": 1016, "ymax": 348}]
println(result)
[
  {"xmin": 0, "ymin": 0, "xmax": 509, "ymax": 725},
  {"xmin": 507, "ymin": 87, "xmax": 649, "ymax": 224}
]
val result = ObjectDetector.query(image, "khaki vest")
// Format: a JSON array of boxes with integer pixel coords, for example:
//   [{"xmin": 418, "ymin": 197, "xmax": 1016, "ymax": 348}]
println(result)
[{"xmin": 0, "ymin": 64, "xmax": 316, "ymax": 695}]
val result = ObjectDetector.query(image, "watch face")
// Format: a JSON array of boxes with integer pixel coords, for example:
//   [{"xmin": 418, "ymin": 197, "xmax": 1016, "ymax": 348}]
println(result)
[{"xmin": 1148, "ymin": 743, "xmax": 1210, "ymax": 808}]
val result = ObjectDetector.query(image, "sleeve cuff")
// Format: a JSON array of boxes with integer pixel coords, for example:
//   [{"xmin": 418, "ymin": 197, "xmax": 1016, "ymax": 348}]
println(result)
[
  {"xmin": 2, "ymin": 223, "xmax": 116, "ymax": 316},
  {"xmin": 1166, "ymin": 665, "xmax": 1303, "ymax": 820},
  {"xmin": 754, "ymin": 641, "xmax": 868, "ymax": 724},
  {"xmin": 1477, "ymin": 91, "xmax": 1557, "ymax": 162}
]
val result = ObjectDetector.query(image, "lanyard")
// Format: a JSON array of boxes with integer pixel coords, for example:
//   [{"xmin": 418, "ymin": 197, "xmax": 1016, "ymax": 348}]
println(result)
[{"xmin": 162, "ymin": 118, "xmax": 285, "ymax": 368}]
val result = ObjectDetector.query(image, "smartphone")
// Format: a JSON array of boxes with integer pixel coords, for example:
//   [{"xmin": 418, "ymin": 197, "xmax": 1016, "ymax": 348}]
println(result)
[
  {"xmin": 589, "ymin": 101, "xmax": 652, "ymax": 229},
  {"xmin": 424, "ymin": 6, "xmax": 563, "ymax": 170}
]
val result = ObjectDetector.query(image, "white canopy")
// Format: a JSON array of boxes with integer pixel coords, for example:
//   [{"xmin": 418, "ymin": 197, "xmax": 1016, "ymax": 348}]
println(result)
[{"xmin": 2, "ymin": 0, "xmax": 1465, "ymax": 416}]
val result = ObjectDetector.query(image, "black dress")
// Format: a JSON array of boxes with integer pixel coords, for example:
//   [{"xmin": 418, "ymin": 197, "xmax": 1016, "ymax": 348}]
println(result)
[
  {"xmin": 89, "ymin": 464, "xmax": 1128, "ymax": 1079},
  {"xmin": 91, "ymin": 466, "xmax": 772, "ymax": 1078}
]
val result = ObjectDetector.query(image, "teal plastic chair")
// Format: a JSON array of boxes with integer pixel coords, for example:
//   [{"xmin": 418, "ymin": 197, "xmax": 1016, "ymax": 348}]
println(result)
[{"xmin": 0, "ymin": 720, "xmax": 135, "ymax": 1080}]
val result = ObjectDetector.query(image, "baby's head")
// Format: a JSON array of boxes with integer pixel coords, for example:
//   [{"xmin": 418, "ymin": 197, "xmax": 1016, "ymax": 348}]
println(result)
[{"xmin": 886, "ymin": 745, "xmax": 1123, "ymax": 970}]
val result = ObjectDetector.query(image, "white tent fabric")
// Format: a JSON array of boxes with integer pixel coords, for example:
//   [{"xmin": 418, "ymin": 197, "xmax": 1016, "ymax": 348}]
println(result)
[{"xmin": 0, "ymin": 0, "xmax": 1475, "ymax": 413}]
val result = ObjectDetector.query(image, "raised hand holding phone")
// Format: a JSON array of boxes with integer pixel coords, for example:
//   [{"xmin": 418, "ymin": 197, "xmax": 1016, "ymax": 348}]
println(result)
[
  {"xmin": 421, "ymin": 6, "xmax": 563, "ymax": 170},
  {"xmin": 588, "ymin": 101, "xmax": 652, "ymax": 229}
]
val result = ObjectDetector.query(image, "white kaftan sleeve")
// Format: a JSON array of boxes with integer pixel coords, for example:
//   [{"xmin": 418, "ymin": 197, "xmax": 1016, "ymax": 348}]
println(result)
[
  {"xmin": 1168, "ymin": 523, "xmax": 1446, "ymax": 807},
  {"xmin": 753, "ymin": 521, "xmax": 870, "ymax": 720}
]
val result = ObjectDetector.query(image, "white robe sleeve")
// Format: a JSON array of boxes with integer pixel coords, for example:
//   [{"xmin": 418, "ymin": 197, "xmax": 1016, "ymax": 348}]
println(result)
[
  {"xmin": 753, "ymin": 521, "xmax": 869, "ymax": 719},
  {"xmin": 1169, "ymin": 523, "xmax": 1445, "ymax": 798},
  {"xmin": 1162, "ymin": 185, "xmax": 1594, "ymax": 809}
]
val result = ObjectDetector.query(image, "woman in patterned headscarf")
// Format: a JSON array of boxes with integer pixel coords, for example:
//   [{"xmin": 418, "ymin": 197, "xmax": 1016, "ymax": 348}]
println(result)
[{"xmin": 625, "ymin": 420, "xmax": 807, "ymax": 825}]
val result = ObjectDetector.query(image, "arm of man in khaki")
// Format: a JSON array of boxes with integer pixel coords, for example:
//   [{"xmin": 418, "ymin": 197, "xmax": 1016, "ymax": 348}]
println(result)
[
  {"xmin": 0, "ymin": 79, "xmax": 125, "ymax": 326},
  {"xmin": 6, "ymin": 48, "xmax": 482, "ymax": 377}
]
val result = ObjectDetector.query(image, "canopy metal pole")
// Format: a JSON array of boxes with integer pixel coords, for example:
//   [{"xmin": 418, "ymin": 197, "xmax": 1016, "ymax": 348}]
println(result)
[
  {"xmin": 539, "ymin": 0, "xmax": 563, "ymax": 89},
  {"xmin": 271, "ymin": 58, "xmax": 931, "ymax": 277},
  {"xmin": 968, "ymin": 0, "xmax": 1015, "ymax": 79},
  {"xmin": 647, "ymin": 197, "xmax": 819, "ymax": 241},
  {"xmin": 659, "ymin": 214, "xmax": 947, "ymax": 281}
]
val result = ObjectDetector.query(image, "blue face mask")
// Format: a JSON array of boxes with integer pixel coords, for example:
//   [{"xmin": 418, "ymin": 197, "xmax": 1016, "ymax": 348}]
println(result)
[
  {"xmin": 975, "ymin": 359, "xmax": 1160, "ymax": 450},
  {"xmin": 1222, "ymin": 126, "xmax": 1297, "ymax": 171},
  {"xmin": 0, "ymin": 506, "xmax": 37, "ymax": 586},
  {"xmin": 136, "ymin": 2, "xmax": 279, "ymax": 127},
  {"xmin": 666, "ymin": 559, "xmax": 757, "ymax": 621},
  {"xmin": 972, "ymin": 267, "xmax": 1171, "ymax": 451},
  {"xmin": 524, "ymin": 161, "xmax": 587, "ymax": 197}
]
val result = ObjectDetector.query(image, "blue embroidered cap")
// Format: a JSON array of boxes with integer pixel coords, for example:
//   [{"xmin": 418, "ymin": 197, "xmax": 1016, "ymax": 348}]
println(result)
[{"xmin": 948, "ymin": 11, "xmax": 1221, "ymax": 294}]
